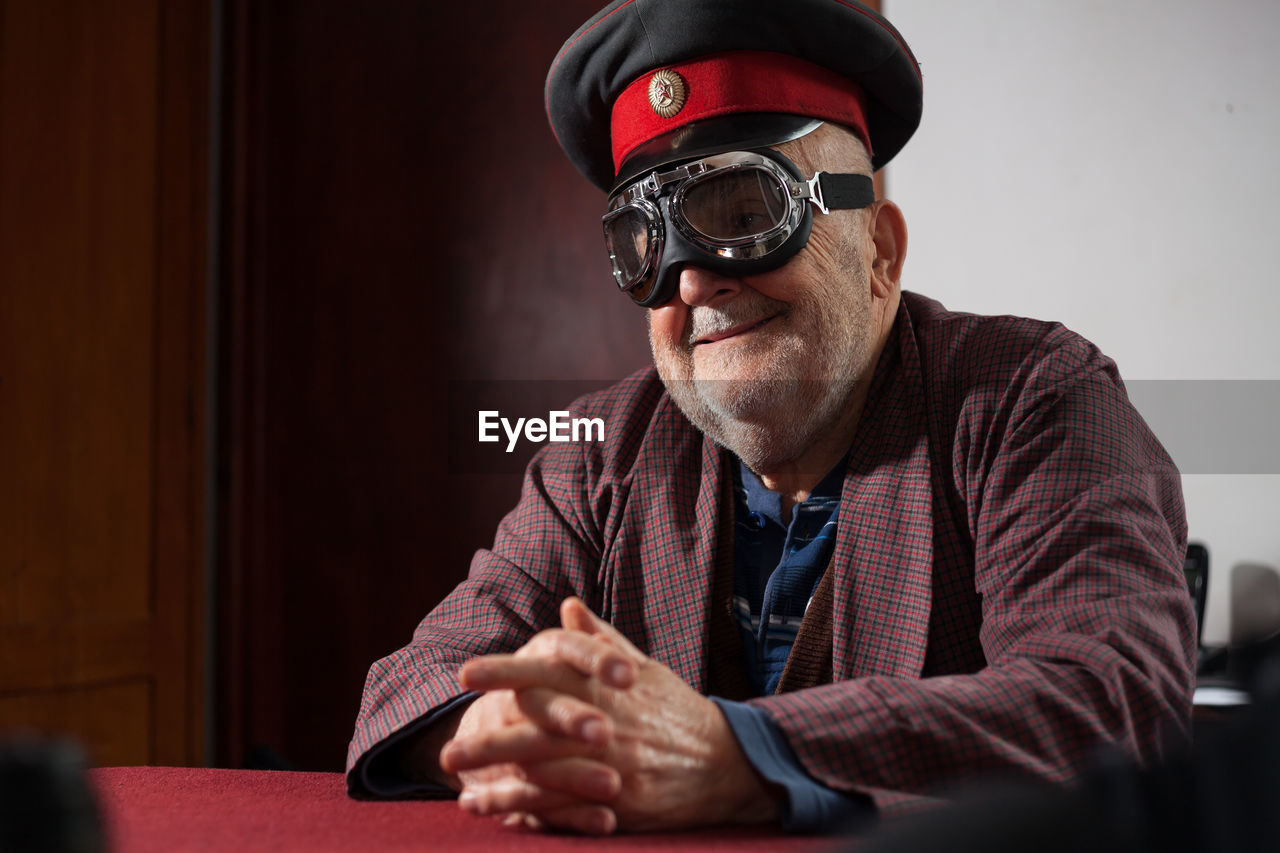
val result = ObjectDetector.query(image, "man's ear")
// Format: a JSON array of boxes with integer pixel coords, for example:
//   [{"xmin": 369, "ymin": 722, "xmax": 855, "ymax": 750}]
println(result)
[{"xmin": 868, "ymin": 199, "xmax": 907, "ymax": 299}]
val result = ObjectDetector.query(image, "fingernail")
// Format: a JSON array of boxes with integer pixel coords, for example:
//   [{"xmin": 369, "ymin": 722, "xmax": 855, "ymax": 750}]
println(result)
[
  {"xmin": 460, "ymin": 664, "xmax": 488, "ymax": 688},
  {"xmin": 458, "ymin": 790, "xmax": 477, "ymax": 811},
  {"xmin": 589, "ymin": 809, "xmax": 615, "ymax": 835},
  {"xmin": 580, "ymin": 718, "xmax": 606, "ymax": 744},
  {"xmin": 589, "ymin": 770, "xmax": 619, "ymax": 797},
  {"xmin": 607, "ymin": 660, "xmax": 632, "ymax": 685}
]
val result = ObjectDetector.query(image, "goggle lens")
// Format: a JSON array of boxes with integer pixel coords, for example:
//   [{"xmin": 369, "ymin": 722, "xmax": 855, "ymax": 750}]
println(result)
[
  {"xmin": 603, "ymin": 206, "xmax": 653, "ymax": 287},
  {"xmin": 680, "ymin": 168, "xmax": 791, "ymax": 243}
]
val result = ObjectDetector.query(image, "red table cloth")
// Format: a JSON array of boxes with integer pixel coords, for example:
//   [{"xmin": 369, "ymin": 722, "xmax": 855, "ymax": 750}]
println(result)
[{"xmin": 89, "ymin": 767, "xmax": 846, "ymax": 852}]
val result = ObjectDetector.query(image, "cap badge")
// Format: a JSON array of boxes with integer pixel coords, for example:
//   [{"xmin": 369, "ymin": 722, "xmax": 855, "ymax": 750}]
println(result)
[{"xmin": 647, "ymin": 69, "xmax": 688, "ymax": 119}]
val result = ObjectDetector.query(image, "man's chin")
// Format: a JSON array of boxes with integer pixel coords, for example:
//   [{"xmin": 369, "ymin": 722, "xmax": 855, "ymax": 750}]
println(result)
[
  {"xmin": 703, "ymin": 418, "xmax": 821, "ymax": 476},
  {"xmin": 689, "ymin": 340, "xmax": 784, "ymax": 383},
  {"xmin": 661, "ymin": 379, "xmax": 833, "ymax": 472},
  {"xmin": 674, "ymin": 378, "xmax": 795, "ymax": 422}
]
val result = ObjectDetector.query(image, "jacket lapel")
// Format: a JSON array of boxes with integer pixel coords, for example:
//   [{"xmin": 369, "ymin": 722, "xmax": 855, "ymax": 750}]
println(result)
[
  {"xmin": 832, "ymin": 306, "xmax": 935, "ymax": 680},
  {"xmin": 622, "ymin": 397, "xmax": 728, "ymax": 692},
  {"xmin": 780, "ymin": 306, "xmax": 935, "ymax": 689}
]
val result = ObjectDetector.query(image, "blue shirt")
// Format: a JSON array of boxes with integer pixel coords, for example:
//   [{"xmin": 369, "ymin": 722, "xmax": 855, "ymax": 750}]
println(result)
[
  {"xmin": 732, "ymin": 460, "xmax": 843, "ymax": 696},
  {"xmin": 714, "ymin": 457, "xmax": 871, "ymax": 831}
]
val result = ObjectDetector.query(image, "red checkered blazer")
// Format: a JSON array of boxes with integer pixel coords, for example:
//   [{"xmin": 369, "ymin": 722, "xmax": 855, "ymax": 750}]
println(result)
[{"xmin": 348, "ymin": 292, "xmax": 1195, "ymax": 815}]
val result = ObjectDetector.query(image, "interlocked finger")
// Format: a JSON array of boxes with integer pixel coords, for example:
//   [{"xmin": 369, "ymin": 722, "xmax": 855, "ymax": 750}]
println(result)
[
  {"xmin": 528, "ymin": 804, "xmax": 619, "ymax": 836},
  {"xmin": 513, "ymin": 628, "xmax": 637, "ymax": 687},
  {"xmin": 513, "ymin": 686, "xmax": 612, "ymax": 746},
  {"xmin": 494, "ymin": 802, "xmax": 617, "ymax": 835},
  {"xmin": 441, "ymin": 719, "xmax": 595, "ymax": 774},
  {"xmin": 559, "ymin": 598, "xmax": 647, "ymax": 663},
  {"xmin": 460, "ymin": 652, "xmax": 609, "ymax": 699},
  {"xmin": 517, "ymin": 756, "xmax": 620, "ymax": 802},
  {"xmin": 459, "ymin": 758, "xmax": 621, "ymax": 833},
  {"xmin": 460, "ymin": 777, "xmax": 581, "ymax": 817}
]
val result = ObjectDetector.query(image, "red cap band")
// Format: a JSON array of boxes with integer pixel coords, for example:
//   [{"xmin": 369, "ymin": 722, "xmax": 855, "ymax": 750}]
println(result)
[{"xmin": 610, "ymin": 50, "xmax": 872, "ymax": 174}]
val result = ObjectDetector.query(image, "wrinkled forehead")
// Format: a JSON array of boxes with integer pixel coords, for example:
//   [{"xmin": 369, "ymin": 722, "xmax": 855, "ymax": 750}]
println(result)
[{"xmin": 771, "ymin": 122, "xmax": 873, "ymax": 177}]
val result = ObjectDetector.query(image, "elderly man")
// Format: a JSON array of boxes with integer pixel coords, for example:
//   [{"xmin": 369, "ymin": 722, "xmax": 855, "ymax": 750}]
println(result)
[{"xmin": 346, "ymin": 0, "xmax": 1195, "ymax": 836}]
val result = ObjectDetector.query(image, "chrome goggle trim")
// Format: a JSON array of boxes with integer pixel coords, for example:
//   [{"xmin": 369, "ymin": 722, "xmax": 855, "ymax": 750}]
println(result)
[{"xmin": 602, "ymin": 150, "xmax": 868, "ymax": 306}]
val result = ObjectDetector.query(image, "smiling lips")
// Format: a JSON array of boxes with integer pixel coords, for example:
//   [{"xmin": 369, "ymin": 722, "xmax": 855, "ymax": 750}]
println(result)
[{"xmin": 693, "ymin": 314, "xmax": 779, "ymax": 345}]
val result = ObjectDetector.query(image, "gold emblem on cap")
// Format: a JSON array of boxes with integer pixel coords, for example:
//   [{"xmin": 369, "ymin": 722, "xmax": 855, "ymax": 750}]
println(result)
[{"xmin": 647, "ymin": 69, "xmax": 687, "ymax": 119}]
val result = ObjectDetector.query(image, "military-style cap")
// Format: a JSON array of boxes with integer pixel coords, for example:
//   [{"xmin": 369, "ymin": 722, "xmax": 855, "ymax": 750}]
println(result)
[{"xmin": 545, "ymin": 0, "xmax": 923, "ymax": 193}]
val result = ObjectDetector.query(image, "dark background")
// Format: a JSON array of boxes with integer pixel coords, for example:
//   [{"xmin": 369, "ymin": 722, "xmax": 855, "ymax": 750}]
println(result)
[
  {"xmin": 216, "ymin": 0, "xmax": 652, "ymax": 770},
  {"xmin": 0, "ymin": 0, "xmax": 875, "ymax": 773}
]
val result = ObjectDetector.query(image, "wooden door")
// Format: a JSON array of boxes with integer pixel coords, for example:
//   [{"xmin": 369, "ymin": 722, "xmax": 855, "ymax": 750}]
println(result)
[{"xmin": 0, "ymin": 0, "xmax": 210, "ymax": 766}]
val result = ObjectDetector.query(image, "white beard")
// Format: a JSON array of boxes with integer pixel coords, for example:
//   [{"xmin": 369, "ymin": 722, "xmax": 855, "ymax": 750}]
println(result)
[{"xmin": 651, "ymin": 260, "xmax": 875, "ymax": 476}]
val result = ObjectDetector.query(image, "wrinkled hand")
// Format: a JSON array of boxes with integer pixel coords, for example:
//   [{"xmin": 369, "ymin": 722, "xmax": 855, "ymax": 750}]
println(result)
[
  {"xmin": 441, "ymin": 619, "xmax": 636, "ymax": 834},
  {"xmin": 440, "ymin": 598, "xmax": 778, "ymax": 834}
]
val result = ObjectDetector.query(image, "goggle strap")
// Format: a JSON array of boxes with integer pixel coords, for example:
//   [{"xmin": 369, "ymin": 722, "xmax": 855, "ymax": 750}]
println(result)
[{"xmin": 812, "ymin": 173, "xmax": 876, "ymax": 214}]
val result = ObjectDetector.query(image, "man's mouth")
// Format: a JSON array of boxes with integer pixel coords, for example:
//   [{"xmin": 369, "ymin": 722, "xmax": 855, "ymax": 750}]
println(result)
[{"xmin": 693, "ymin": 313, "xmax": 779, "ymax": 345}]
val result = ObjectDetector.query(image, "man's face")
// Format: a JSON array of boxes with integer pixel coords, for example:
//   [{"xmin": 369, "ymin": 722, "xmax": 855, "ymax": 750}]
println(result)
[{"xmin": 646, "ymin": 124, "xmax": 887, "ymax": 474}]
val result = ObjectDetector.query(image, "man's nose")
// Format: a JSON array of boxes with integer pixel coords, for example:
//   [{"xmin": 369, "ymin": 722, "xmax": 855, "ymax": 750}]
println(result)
[{"xmin": 677, "ymin": 265, "xmax": 742, "ymax": 308}]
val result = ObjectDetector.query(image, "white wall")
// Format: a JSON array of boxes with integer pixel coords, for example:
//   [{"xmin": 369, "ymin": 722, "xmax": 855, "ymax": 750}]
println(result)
[{"xmin": 887, "ymin": 0, "xmax": 1280, "ymax": 644}]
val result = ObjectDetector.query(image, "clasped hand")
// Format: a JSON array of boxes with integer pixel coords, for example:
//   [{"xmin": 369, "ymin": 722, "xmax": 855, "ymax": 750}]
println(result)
[{"xmin": 438, "ymin": 597, "xmax": 776, "ymax": 834}]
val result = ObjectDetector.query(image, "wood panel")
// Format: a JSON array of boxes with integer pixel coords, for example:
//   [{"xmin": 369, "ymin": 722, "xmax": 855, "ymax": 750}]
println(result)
[
  {"xmin": 0, "ymin": 0, "xmax": 157, "ymax": 630},
  {"xmin": 0, "ymin": 623, "xmax": 150, "ymax": 692},
  {"xmin": 0, "ymin": 680, "xmax": 151, "ymax": 767},
  {"xmin": 0, "ymin": 0, "xmax": 209, "ymax": 765}
]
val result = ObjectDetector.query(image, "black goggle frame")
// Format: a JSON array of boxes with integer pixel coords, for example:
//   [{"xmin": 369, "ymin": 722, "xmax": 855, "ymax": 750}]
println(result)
[{"xmin": 603, "ymin": 149, "xmax": 875, "ymax": 307}]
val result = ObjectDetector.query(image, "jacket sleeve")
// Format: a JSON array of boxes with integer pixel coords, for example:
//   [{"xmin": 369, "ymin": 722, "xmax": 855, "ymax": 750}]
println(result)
[
  {"xmin": 747, "ymin": 332, "xmax": 1197, "ymax": 817},
  {"xmin": 345, "ymin": 436, "xmax": 605, "ymax": 792}
]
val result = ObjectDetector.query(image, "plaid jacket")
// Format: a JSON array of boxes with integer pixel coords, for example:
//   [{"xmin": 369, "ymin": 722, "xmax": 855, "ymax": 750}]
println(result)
[{"xmin": 347, "ymin": 291, "xmax": 1195, "ymax": 815}]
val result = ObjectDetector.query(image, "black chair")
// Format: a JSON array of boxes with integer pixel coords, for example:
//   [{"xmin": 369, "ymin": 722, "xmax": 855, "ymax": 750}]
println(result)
[{"xmin": 1185, "ymin": 542, "xmax": 1210, "ymax": 648}]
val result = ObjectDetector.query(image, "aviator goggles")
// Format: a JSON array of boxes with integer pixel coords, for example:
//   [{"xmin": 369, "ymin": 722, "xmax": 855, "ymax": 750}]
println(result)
[{"xmin": 602, "ymin": 149, "xmax": 876, "ymax": 307}]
